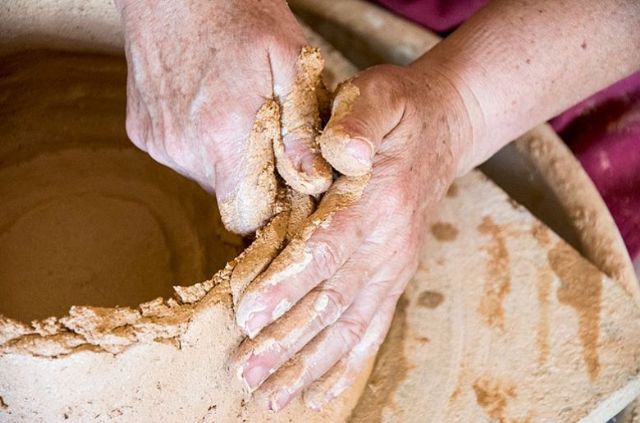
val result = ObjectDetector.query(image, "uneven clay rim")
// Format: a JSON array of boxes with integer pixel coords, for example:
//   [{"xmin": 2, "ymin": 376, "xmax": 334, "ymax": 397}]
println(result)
[{"xmin": 0, "ymin": 27, "xmax": 361, "ymax": 358}]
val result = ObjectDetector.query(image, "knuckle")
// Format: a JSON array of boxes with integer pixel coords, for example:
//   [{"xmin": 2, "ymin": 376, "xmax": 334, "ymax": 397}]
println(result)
[
  {"xmin": 335, "ymin": 316, "xmax": 368, "ymax": 348},
  {"xmin": 356, "ymin": 64, "xmax": 404, "ymax": 104},
  {"xmin": 125, "ymin": 114, "xmax": 147, "ymax": 150},
  {"xmin": 373, "ymin": 189, "xmax": 404, "ymax": 220},
  {"xmin": 301, "ymin": 361, "xmax": 321, "ymax": 388},
  {"xmin": 163, "ymin": 138, "xmax": 184, "ymax": 162},
  {"xmin": 338, "ymin": 115, "xmax": 376, "ymax": 142},
  {"xmin": 309, "ymin": 239, "xmax": 343, "ymax": 279},
  {"xmin": 315, "ymin": 286, "xmax": 347, "ymax": 327}
]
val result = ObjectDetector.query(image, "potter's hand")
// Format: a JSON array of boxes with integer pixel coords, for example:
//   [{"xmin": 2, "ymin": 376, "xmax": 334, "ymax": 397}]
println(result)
[
  {"xmin": 116, "ymin": 0, "xmax": 332, "ymax": 235},
  {"xmin": 229, "ymin": 0, "xmax": 640, "ymax": 409},
  {"xmin": 233, "ymin": 64, "xmax": 473, "ymax": 411}
]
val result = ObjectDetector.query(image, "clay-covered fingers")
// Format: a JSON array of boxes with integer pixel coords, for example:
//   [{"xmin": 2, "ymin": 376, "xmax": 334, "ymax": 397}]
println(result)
[
  {"xmin": 255, "ymin": 265, "xmax": 409, "ymax": 412},
  {"xmin": 318, "ymin": 65, "xmax": 407, "ymax": 177},
  {"xmin": 216, "ymin": 100, "xmax": 280, "ymax": 235},
  {"xmin": 235, "ymin": 175, "xmax": 370, "ymax": 338},
  {"xmin": 217, "ymin": 46, "xmax": 330, "ymax": 234},
  {"xmin": 272, "ymin": 46, "xmax": 333, "ymax": 195},
  {"xmin": 233, "ymin": 247, "xmax": 382, "ymax": 391},
  {"xmin": 303, "ymin": 293, "xmax": 400, "ymax": 410}
]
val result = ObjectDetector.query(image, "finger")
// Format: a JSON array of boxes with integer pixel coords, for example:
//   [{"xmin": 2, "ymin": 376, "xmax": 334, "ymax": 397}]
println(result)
[
  {"xmin": 229, "ymin": 189, "xmax": 316, "ymax": 304},
  {"xmin": 235, "ymin": 175, "xmax": 370, "ymax": 338},
  {"xmin": 318, "ymin": 67, "xmax": 406, "ymax": 176},
  {"xmin": 255, "ymin": 265, "xmax": 407, "ymax": 412},
  {"xmin": 284, "ymin": 189, "xmax": 315, "ymax": 241},
  {"xmin": 229, "ymin": 208, "xmax": 290, "ymax": 306},
  {"xmin": 217, "ymin": 99, "xmax": 280, "ymax": 235},
  {"xmin": 303, "ymin": 293, "xmax": 400, "ymax": 410},
  {"xmin": 273, "ymin": 46, "xmax": 333, "ymax": 195},
  {"xmin": 233, "ymin": 245, "xmax": 382, "ymax": 391}
]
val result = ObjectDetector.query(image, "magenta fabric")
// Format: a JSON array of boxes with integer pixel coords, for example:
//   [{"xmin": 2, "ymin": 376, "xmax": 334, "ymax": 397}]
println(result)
[
  {"xmin": 550, "ymin": 73, "xmax": 640, "ymax": 258},
  {"xmin": 374, "ymin": 0, "xmax": 640, "ymax": 260},
  {"xmin": 374, "ymin": 0, "xmax": 488, "ymax": 32}
]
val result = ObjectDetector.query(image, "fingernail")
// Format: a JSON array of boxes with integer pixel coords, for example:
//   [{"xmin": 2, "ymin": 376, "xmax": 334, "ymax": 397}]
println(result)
[
  {"xmin": 243, "ymin": 364, "xmax": 269, "ymax": 390},
  {"xmin": 345, "ymin": 138, "xmax": 373, "ymax": 166},
  {"xmin": 267, "ymin": 390, "xmax": 289, "ymax": 412},
  {"xmin": 246, "ymin": 311, "xmax": 271, "ymax": 337}
]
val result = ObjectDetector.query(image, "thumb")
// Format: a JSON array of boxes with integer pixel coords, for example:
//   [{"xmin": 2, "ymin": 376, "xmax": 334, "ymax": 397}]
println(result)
[
  {"xmin": 273, "ymin": 46, "xmax": 333, "ymax": 195},
  {"xmin": 318, "ymin": 70, "xmax": 405, "ymax": 176}
]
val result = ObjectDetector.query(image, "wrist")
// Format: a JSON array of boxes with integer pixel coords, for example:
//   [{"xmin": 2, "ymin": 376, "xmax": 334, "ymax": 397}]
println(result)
[{"xmin": 407, "ymin": 58, "xmax": 485, "ymax": 177}]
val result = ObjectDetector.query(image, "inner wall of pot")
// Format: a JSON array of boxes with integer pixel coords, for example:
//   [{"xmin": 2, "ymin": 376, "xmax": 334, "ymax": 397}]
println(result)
[{"xmin": 0, "ymin": 51, "xmax": 243, "ymax": 322}]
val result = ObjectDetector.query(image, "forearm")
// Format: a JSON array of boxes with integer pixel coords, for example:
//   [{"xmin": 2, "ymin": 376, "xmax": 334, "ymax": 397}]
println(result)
[{"xmin": 413, "ymin": 0, "xmax": 640, "ymax": 175}]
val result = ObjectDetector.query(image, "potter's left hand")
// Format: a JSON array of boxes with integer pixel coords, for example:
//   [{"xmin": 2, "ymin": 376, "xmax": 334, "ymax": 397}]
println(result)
[
  {"xmin": 238, "ymin": 0, "xmax": 640, "ymax": 410},
  {"xmin": 232, "ymin": 64, "xmax": 473, "ymax": 411}
]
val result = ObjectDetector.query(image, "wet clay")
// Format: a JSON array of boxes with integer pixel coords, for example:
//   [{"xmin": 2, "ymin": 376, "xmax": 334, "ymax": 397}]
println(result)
[
  {"xmin": 274, "ymin": 46, "xmax": 333, "ymax": 195},
  {"xmin": 0, "ymin": 51, "xmax": 243, "ymax": 322},
  {"xmin": 317, "ymin": 82, "xmax": 371, "ymax": 176}
]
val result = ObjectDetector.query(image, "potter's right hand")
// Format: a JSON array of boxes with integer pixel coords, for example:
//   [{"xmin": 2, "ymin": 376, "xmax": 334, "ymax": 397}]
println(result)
[{"xmin": 116, "ymin": 0, "xmax": 333, "ymax": 235}]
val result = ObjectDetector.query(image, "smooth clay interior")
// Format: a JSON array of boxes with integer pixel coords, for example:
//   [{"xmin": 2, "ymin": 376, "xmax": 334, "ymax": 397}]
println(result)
[{"xmin": 0, "ymin": 50, "xmax": 243, "ymax": 322}]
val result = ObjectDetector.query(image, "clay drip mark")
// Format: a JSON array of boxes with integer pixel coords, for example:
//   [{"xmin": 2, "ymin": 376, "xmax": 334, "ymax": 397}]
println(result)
[
  {"xmin": 548, "ymin": 242, "xmax": 602, "ymax": 381},
  {"xmin": 472, "ymin": 377, "xmax": 517, "ymax": 422},
  {"xmin": 477, "ymin": 216, "xmax": 511, "ymax": 331},
  {"xmin": 417, "ymin": 290, "xmax": 444, "ymax": 309},
  {"xmin": 0, "ymin": 396, "xmax": 7, "ymax": 410},
  {"xmin": 535, "ymin": 266, "xmax": 553, "ymax": 365},
  {"xmin": 350, "ymin": 296, "xmax": 413, "ymax": 422},
  {"xmin": 430, "ymin": 222, "xmax": 459, "ymax": 242}
]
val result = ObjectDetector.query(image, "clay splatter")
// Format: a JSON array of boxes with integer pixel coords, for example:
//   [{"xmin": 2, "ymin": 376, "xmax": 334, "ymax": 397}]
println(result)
[
  {"xmin": 446, "ymin": 182, "xmax": 459, "ymax": 197},
  {"xmin": 548, "ymin": 242, "xmax": 602, "ymax": 381},
  {"xmin": 536, "ymin": 266, "xmax": 553, "ymax": 365},
  {"xmin": 0, "ymin": 396, "xmax": 6, "ymax": 410},
  {"xmin": 431, "ymin": 222, "xmax": 459, "ymax": 242},
  {"xmin": 531, "ymin": 222, "xmax": 551, "ymax": 247},
  {"xmin": 350, "ymin": 296, "xmax": 412, "ymax": 422},
  {"xmin": 477, "ymin": 216, "xmax": 511, "ymax": 331},
  {"xmin": 417, "ymin": 291, "xmax": 444, "ymax": 309},
  {"xmin": 472, "ymin": 377, "xmax": 517, "ymax": 422}
]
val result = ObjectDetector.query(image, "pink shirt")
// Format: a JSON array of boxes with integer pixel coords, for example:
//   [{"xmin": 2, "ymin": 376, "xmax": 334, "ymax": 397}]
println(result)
[{"xmin": 375, "ymin": 0, "xmax": 640, "ymax": 259}]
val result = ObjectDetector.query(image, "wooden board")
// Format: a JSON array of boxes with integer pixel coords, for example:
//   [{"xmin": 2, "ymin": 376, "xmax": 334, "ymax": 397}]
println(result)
[{"xmin": 351, "ymin": 172, "xmax": 640, "ymax": 422}]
